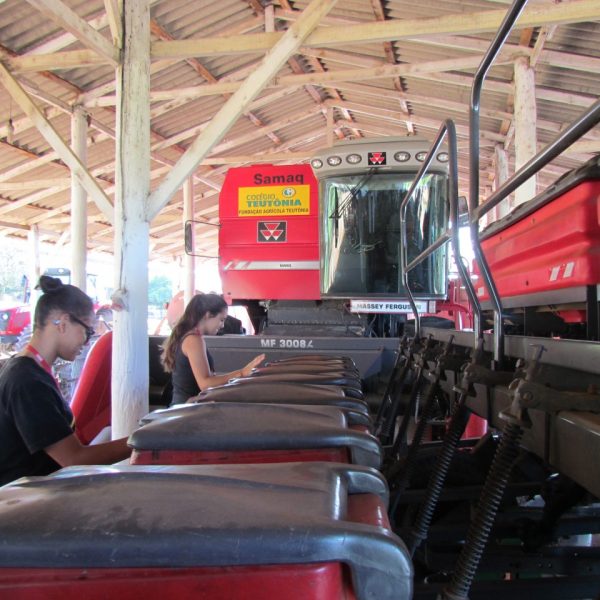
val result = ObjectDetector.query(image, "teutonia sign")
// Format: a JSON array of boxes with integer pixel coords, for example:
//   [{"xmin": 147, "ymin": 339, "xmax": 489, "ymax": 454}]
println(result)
[{"xmin": 237, "ymin": 185, "xmax": 311, "ymax": 217}]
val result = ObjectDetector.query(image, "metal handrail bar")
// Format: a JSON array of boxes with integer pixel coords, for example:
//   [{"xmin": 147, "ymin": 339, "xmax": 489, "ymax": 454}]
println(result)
[
  {"xmin": 472, "ymin": 98, "xmax": 600, "ymax": 222},
  {"xmin": 405, "ymin": 232, "xmax": 451, "ymax": 273},
  {"xmin": 400, "ymin": 119, "xmax": 482, "ymax": 342},
  {"xmin": 468, "ymin": 0, "xmax": 529, "ymax": 366}
]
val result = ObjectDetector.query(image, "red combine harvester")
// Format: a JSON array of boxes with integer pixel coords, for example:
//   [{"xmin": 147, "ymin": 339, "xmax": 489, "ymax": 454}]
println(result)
[{"xmin": 203, "ymin": 140, "xmax": 460, "ymax": 387}]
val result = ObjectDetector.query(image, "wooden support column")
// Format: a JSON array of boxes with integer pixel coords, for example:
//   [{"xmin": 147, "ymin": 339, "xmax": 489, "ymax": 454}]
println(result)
[
  {"xmin": 70, "ymin": 105, "xmax": 87, "ymax": 291},
  {"xmin": 183, "ymin": 177, "xmax": 195, "ymax": 307},
  {"xmin": 112, "ymin": 0, "xmax": 150, "ymax": 438},
  {"xmin": 494, "ymin": 144, "xmax": 510, "ymax": 219},
  {"xmin": 28, "ymin": 224, "xmax": 41, "ymax": 316},
  {"xmin": 513, "ymin": 56, "xmax": 537, "ymax": 207}
]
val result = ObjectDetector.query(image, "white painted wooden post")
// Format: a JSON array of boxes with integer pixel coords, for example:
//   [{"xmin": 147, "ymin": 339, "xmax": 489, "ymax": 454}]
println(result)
[
  {"xmin": 513, "ymin": 56, "xmax": 537, "ymax": 208},
  {"xmin": 70, "ymin": 105, "xmax": 87, "ymax": 291},
  {"xmin": 28, "ymin": 224, "xmax": 41, "ymax": 317},
  {"xmin": 494, "ymin": 144, "xmax": 510, "ymax": 219},
  {"xmin": 112, "ymin": 0, "xmax": 151, "ymax": 438},
  {"xmin": 183, "ymin": 177, "xmax": 195, "ymax": 307}
]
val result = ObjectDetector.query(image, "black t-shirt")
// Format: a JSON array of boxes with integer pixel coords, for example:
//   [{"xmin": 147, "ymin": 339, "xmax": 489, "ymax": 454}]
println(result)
[{"xmin": 0, "ymin": 356, "xmax": 74, "ymax": 486}]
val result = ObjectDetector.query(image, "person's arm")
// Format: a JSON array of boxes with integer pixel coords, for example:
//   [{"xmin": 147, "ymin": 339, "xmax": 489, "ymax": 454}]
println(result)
[
  {"xmin": 183, "ymin": 334, "xmax": 265, "ymax": 390},
  {"xmin": 45, "ymin": 434, "xmax": 131, "ymax": 467}
]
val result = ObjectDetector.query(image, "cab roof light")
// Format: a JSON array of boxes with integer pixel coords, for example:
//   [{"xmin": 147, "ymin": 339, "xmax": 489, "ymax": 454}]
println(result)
[
  {"xmin": 346, "ymin": 153, "xmax": 362, "ymax": 164},
  {"xmin": 311, "ymin": 158, "xmax": 323, "ymax": 169},
  {"xmin": 327, "ymin": 155, "xmax": 342, "ymax": 166},
  {"xmin": 394, "ymin": 151, "xmax": 411, "ymax": 162}
]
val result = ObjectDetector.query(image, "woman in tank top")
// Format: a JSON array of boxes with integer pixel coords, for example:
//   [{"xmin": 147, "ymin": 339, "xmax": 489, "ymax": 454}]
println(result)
[{"xmin": 162, "ymin": 293, "xmax": 264, "ymax": 404}]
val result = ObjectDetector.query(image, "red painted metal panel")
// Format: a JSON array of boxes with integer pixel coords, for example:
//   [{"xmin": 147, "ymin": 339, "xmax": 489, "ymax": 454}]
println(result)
[
  {"xmin": 476, "ymin": 181, "xmax": 600, "ymax": 302},
  {"xmin": 70, "ymin": 331, "xmax": 112, "ymax": 444},
  {"xmin": 218, "ymin": 164, "xmax": 320, "ymax": 302},
  {"xmin": 0, "ymin": 306, "xmax": 30, "ymax": 337},
  {"xmin": 0, "ymin": 493, "xmax": 389, "ymax": 598},
  {"xmin": 0, "ymin": 563, "xmax": 354, "ymax": 599},
  {"xmin": 130, "ymin": 446, "xmax": 350, "ymax": 465}
]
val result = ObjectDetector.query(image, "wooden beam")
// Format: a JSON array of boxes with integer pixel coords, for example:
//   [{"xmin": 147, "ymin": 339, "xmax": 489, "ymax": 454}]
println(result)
[
  {"xmin": 201, "ymin": 151, "xmax": 314, "ymax": 165},
  {"xmin": 0, "ymin": 62, "xmax": 114, "ymax": 221},
  {"xmin": 5, "ymin": 49, "xmax": 109, "ymax": 73},
  {"xmin": 23, "ymin": 12, "xmax": 109, "ymax": 55},
  {"xmin": 151, "ymin": 0, "xmax": 600, "ymax": 59},
  {"xmin": 103, "ymin": 0, "xmax": 122, "ymax": 47},
  {"xmin": 150, "ymin": 19, "xmax": 281, "ymax": 147},
  {"xmin": 0, "ymin": 178, "xmax": 72, "ymax": 191},
  {"xmin": 138, "ymin": 51, "xmax": 521, "ymax": 104},
  {"xmin": 147, "ymin": 0, "xmax": 339, "ymax": 219},
  {"xmin": 24, "ymin": 0, "xmax": 120, "ymax": 65}
]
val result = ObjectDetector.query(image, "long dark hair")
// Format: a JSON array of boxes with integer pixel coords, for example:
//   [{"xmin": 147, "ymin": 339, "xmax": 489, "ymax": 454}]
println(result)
[
  {"xmin": 33, "ymin": 275, "xmax": 94, "ymax": 330},
  {"xmin": 161, "ymin": 293, "xmax": 227, "ymax": 372}
]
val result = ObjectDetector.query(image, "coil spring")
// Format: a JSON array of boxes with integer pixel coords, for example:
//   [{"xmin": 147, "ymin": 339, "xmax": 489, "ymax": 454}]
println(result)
[
  {"xmin": 406, "ymin": 396, "xmax": 470, "ymax": 556},
  {"xmin": 442, "ymin": 422, "xmax": 524, "ymax": 600}
]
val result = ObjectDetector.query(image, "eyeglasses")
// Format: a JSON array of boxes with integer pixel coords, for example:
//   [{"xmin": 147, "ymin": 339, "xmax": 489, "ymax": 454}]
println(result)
[{"xmin": 69, "ymin": 314, "xmax": 95, "ymax": 344}]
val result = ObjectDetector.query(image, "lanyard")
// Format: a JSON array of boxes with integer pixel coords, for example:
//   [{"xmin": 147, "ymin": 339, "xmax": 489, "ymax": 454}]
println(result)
[{"xmin": 25, "ymin": 344, "xmax": 61, "ymax": 392}]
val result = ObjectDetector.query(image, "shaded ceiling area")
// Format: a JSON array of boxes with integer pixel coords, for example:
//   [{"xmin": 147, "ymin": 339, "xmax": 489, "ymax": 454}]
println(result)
[{"xmin": 0, "ymin": 0, "xmax": 598, "ymax": 265}]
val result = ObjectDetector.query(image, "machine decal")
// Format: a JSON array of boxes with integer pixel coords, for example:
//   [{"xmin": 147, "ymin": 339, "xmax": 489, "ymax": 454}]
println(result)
[
  {"xmin": 368, "ymin": 151, "xmax": 386, "ymax": 166},
  {"xmin": 222, "ymin": 260, "xmax": 319, "ymax": 271},
  {"xmin": 260, "ymin": 338, "xmax": 315, "ymax": 349},
  {"xmin": 549, "ymin": 261, "xmax": 575, "ymax": 281},
  {"xmin": 238, "ymin": 184, "xmax": 310, "ymax": 217},
  {"xmin": 258, "ymin": 221, "xmax": 287, "ymax": 242},
  {"xmin": 349, "ymin": 300, "xmax": 431, "ymax": 314}
]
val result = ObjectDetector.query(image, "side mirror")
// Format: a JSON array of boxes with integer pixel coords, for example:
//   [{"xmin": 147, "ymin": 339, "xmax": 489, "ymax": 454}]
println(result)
[{"xmin": 184, "ymin": 220, "xmax": 219, "ymax": 259}]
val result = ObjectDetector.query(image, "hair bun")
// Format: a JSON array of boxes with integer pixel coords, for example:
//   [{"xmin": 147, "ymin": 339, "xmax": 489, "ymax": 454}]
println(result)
[{"xmin": 36, "ymin": 275, "xmax": 64, "ymax": 294}]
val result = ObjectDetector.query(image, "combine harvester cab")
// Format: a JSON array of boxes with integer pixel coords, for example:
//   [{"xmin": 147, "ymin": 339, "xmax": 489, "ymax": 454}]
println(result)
[{"xmin": 209, "ymin": 144, "xmax": 454, "ymax": 387}]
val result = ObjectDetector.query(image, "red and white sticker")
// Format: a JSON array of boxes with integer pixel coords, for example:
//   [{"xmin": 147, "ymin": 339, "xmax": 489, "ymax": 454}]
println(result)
[{"xmin": 549, "ymin": 261, "xmax": 575, "ymax": 281}]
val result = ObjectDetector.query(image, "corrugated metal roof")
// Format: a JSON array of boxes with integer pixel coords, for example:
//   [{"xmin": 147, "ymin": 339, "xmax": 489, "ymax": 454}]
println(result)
[{"xmin": 0, "ymin": 0, "xmax": 597, "ymax": 263}]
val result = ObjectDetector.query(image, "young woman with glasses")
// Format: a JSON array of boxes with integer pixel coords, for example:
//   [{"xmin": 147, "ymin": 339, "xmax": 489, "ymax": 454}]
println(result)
[{"xmin": 0, "ymin": 275, "xmax": 131, "ymax": 486}]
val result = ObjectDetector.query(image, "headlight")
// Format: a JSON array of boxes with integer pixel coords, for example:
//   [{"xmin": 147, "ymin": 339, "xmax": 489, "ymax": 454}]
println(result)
[{"xmin": 394, "ymin": 151, "xmax": 411, "ymax": 162}]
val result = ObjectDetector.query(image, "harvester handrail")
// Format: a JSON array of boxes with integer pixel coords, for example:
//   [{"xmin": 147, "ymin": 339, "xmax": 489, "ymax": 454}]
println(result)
[
  {"xmin": 400, "ymin": 119, "xmax": 482, "ymax": 342},
  {"xmin": 468, "ymin": 0, "xmax": 529, "ymax": 366},
  {"xmin": 468, "ymin": 0, "xmax": 600, "ymax": 366}
]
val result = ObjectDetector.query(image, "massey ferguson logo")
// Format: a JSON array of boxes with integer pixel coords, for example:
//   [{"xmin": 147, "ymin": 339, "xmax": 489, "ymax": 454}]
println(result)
[
  {"xmin": 258, "ymin": 221, "xmax": 287, "ymax": 242},
  {"xmin": 368, "ymin": 151, "xmax": 386, "ymax": 165}
]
